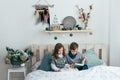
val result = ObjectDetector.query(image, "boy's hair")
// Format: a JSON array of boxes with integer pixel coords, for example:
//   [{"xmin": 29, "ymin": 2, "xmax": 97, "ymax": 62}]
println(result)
[
  {"xmin": 70, "ymin": 42, "xmax": 79, "ymax": 50},
  {"xmin": 53, "ymin": 43, "xmax": 66, "ymax": 59}
]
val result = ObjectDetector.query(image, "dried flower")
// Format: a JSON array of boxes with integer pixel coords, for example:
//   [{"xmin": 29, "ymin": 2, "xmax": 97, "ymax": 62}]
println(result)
[{"xmin": 76, "ymin": 5, "xmax": 93, "ymax": 29}]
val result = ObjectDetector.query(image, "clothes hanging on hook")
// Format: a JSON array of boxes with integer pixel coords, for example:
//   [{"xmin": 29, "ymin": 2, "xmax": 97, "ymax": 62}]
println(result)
[
  {"xmin": 43, "ymin": 9, "xmax": 49, "ymax": 23},
  {"xmin": 34, "ymin": 8, "xmax": 50, "ymax": 25}
]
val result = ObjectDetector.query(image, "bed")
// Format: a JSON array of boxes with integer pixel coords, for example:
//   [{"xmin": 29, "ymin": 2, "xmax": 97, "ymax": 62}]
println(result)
[{"xmin": 25, "ymin": 43, "xmax": 120, "ymax": 80}]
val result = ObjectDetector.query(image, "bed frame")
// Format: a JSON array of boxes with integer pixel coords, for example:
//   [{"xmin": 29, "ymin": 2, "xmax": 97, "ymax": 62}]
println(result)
[{"xmin": 30, "ymin": 43, "xmax": 108, "ymax": 66}]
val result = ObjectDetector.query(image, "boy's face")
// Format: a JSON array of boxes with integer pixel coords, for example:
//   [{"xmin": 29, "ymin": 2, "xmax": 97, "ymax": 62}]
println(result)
[{"xmin": 71, "ymin": 48, "xmax": 78, "ymax": 55}]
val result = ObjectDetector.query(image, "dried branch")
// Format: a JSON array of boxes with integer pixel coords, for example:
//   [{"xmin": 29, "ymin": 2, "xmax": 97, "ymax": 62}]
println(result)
[{"xmin": 76, "ymin": 5, "xmax": 93, "ymax": 29}]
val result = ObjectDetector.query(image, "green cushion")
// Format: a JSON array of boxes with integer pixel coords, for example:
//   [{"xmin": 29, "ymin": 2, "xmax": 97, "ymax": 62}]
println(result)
[
  {"xmin": 84, "ymin": 48, "xmax": 104, "ymax": 68},
  {"xmin": 37, "ymin": 50, "xmax": 52, "ymax": 71}
]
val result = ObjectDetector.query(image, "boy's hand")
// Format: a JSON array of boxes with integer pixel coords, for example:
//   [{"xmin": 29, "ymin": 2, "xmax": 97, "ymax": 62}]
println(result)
[
  {"xmin": 74, "ymin": 57, "xmax": 87, "ymax": 66},
  {"xmin": 70, "ymin": 63, "xmax": 75, "ymax": 68},
  {"xmin": 75, "ymin": 63, "xmax": 84, "ymax": 66},
  {"xmin": 82, "ymin": 56, "xmax": 87, "ymax": 64}
]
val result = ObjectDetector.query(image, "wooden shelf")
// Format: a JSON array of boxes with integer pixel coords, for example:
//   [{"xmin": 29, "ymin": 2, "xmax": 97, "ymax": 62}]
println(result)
[{"xmin": 45, "ymin": 29, "xmax": 92, "ymax": 33}]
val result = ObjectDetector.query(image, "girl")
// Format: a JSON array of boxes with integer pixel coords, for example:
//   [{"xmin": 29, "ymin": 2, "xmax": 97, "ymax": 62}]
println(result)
[{"xmin": 51, "ymin": 43, "xmax": 67, "ymax": 71}]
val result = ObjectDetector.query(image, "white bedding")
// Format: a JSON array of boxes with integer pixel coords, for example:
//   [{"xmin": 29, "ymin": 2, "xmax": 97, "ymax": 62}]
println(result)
[{"xmin": 25, "ymin": 65, "xmax": 120, "ymax": 80}]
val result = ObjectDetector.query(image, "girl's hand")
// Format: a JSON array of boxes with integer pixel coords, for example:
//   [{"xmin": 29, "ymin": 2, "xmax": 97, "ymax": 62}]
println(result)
[
  {"xmin": 65, "ymin": 64, "xmax": 70, "ymax": 69},
  {"xmin": 58, "ymin": 69, "xmax": 61, "ymax": 72}
]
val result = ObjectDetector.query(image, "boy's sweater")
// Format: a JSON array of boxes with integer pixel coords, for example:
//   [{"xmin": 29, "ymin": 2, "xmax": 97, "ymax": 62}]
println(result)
[{"xmin": 66, "ymin": 51, "xmax": 85, "ymax": 64}]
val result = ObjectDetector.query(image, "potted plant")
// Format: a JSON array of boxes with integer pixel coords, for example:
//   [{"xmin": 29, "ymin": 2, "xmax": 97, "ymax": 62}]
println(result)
[{"xmin": 5, "ymin": 47, "xmax": 33, "ymax": 67}]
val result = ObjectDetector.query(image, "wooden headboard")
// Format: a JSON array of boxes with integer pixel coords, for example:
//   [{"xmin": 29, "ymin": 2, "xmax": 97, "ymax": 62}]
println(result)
[{"xmin": 30, "ymin": 43, "xmax": 108, "ymax": 66}]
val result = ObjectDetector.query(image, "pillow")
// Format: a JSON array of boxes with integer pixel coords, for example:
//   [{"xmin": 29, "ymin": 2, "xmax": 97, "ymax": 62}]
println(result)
[
  {"xmin": 31, "ymin": 60, "xmax": 41, "ymax": 71},
  {"xmin": 37, "ymin": 50, "xmax": 52, "ymax": 71},
  {"xmin": 84, "ymin": 48, "xmax": 104, "ymax": 68}
]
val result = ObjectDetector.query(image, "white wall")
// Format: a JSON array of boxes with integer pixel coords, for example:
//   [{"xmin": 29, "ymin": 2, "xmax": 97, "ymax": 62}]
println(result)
[
  {"xmin": 0, "ymin": 0, "xmax": 109, "ymax": 80},
  {"xmin": 109, "ymin": 0, "xmax": 120, "ymax": 66}
]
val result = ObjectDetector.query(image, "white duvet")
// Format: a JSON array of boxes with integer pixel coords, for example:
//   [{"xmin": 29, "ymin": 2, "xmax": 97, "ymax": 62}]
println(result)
[{"xmin": 25, "ymin": 65, "xmax": 120, "ymax": 80}]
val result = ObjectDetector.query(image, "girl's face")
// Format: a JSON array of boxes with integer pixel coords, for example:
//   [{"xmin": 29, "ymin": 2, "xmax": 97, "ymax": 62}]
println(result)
[
  {"xmin": 58, "ymin": 47, "xmax": 63, "ymax": 55},
  {"xmin": 71, "ymin": 48, "xmax": 78, "ymax": 55}
]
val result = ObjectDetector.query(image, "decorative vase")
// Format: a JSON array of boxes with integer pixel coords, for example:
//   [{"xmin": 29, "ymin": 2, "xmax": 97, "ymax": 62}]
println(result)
[
  {"xmin": 10, "ymin": 56, "xmax": 21, "ymax": 68},
  {"xmin": 84, "ymin": 23, "xmax": 87, "ymax": 30},
  {"xmin": 21, "ymin": 63, "xmax": 25, "ymax": 67}
]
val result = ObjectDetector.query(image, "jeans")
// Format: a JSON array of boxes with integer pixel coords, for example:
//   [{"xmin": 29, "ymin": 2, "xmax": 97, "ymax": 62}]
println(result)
[{"xmin": 75, "ymin": 64, "xmax": 88, "ymax": 70}]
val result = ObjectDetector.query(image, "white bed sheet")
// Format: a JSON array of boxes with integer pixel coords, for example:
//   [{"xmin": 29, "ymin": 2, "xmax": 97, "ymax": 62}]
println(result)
[{"xmin": 25, "ymin": 65, "xmax": 120, "ymax": 80}]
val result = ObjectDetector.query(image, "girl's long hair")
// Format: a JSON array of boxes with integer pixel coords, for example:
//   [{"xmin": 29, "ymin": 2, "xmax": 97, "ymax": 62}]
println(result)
[{"xmin": 53, "ymin": 43, "xmax": 66, "ymax": 59}]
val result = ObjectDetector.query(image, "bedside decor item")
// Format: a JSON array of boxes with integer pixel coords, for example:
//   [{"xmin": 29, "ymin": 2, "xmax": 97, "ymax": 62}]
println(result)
[
  {"xmin": 54, "ymin": 36, "xmax": 58, "ymax": 40},
  {"xmin": 75, "ymin": 25, "xmax": 82, "ymax": 30},
  {"xmin": 69, "ymin": 33, "xmax": 73, "ymax": 37},
  {"xmin": 51, "ymin": 15, "xmax": 60, "ymax": 31},
  {"xmin": 76, "ymin": 5, "xmax": 93, "ymax": 29},
  {"xmin": 5, "ymin": 47, "xmax": 33, "ymax": 68},
  {"xmin": 34, "ymin": 7, "xmax": 50, "ymax": 25},
  {"xmin": 62, "ymin": 16, "xmax": 76, "ymax": 30},
  {"xmin": 33, "ymin": 0, "xmax": 54, "ymax": 27}
]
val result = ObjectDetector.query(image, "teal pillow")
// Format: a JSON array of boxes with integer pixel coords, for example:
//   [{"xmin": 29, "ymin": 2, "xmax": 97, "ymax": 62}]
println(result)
[
  {"xmin": 84, "ymin": 48, "xmax": 104, "ymax": 68},
  {"xmin": 37, "ymin": 50, "xmax": 52, "ymax": 71}
]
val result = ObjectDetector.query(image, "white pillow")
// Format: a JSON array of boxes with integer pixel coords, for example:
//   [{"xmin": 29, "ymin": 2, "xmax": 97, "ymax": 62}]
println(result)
[{"xmin": 31, "ymin": 60, "xmax": 41, "ymax": 71}]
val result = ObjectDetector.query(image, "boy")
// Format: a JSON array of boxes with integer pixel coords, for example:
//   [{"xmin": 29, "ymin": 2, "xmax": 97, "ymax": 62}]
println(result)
[{"xmin": 66, "ymin": 42, "xmax": 88, "ymax": 70}]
